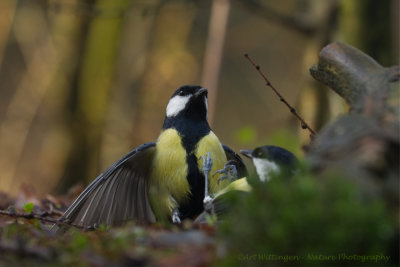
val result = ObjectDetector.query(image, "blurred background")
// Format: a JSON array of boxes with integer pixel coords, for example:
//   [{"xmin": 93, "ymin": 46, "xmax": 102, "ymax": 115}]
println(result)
[{"xmin": 0, "ymin": 0, "xmax": 398, "ymax": 195}]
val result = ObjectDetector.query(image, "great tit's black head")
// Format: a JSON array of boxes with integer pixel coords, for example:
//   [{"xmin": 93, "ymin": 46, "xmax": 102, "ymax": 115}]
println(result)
[
  {"xmin": 240, "ymin": 146, "xmax": 298, "ymax": 182},
  {"xmin": 166, "ymin": 85, "xmax": 208, "ymax": 120}
]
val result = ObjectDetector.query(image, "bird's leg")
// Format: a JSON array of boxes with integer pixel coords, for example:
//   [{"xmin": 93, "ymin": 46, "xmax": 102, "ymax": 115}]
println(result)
[
  {"xmin": 200, "ymin": 152, "xmax": 213, "ymax": 211},
  {"xmin": 170, "ymin": 196, "xmax": 181, "ymax": 224},
  {"xmin": 171, "ymin": 208, "xmax": 181, "ymax": 224},
  {"xmin": 213, "ymin": 160, "xmax": 238, "ymax": 185}
]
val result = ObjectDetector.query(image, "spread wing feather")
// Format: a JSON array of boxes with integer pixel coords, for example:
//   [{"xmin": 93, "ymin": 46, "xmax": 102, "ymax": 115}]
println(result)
[{"xmin": 53, "ymin": 142, "xmax": 157, "ymax": 232}]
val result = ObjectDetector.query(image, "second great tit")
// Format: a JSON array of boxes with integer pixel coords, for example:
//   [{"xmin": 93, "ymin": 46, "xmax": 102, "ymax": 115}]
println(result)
[
  {"xmin": 240, "ymin": 145, "xmax": 298, "ymax": 182},
  {"xmin": 53, "ymin": 85, "xmax": 247, "ymax": 230},
  {"xmin": 195, "ymin": 145, "xmax": 298, "ymax": 223}
]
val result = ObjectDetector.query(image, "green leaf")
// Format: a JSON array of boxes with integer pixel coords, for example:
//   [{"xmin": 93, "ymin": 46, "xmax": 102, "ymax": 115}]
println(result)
[{"xmin": 23, "ymin": 202, "xmax": 34, "ymax": 214}]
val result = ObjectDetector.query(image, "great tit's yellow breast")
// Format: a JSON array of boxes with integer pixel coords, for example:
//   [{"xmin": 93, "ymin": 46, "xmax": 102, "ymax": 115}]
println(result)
[
  {"xmin": 149, "ymin": 129, "xmax": 190, "ymax": 218},
  {"xmin": 195, "ymin": 131, "xmax": 229, "ymax": 193}
]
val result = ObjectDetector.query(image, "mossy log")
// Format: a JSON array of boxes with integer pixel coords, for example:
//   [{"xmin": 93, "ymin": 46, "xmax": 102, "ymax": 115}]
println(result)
[{"xmin": 307, "ymin": 42, "xmax": 399, "ymax": 208}]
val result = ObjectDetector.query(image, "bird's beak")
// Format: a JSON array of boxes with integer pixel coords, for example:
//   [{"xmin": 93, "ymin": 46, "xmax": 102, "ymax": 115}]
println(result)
[
  {"xmin": 195, "ymin": 88, "xmax": 208, "ymax": 97},
  {"xmin": 240, "ymin": 149, "xmax": 253, "ymax": 159}
]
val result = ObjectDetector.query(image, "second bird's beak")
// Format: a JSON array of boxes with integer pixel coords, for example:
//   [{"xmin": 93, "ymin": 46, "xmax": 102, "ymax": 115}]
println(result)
[
  {"xmin": 240, "ymin": 149, "xmax": 253, "ymax": 159},
  {"xmin": 195, "ymin": 88, "xmax": 208, "ymax": 97}
]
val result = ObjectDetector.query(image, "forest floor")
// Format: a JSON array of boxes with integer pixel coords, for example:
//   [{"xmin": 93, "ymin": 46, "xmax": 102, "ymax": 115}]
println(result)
[{"xmin": 0, "ymin": 184, "xmax": 217, "ymax": 266}]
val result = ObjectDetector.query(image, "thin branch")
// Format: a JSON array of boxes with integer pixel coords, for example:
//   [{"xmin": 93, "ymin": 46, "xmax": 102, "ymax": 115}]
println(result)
[
  {"xmin": 0, "ymin": 209, "xmax": 84, "ymax": 230},
  {"xmin": 244, "ymin": 53, "xmax": 316, "ymax": 137}
]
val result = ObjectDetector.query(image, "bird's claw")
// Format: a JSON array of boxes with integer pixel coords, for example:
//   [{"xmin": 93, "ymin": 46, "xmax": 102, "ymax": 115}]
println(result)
[
  {"xmin": 212, "ymin": 168, "xmax": 225, "ymax": 176},
  {"xmin": 213, "ymin": 160, "xmax": 238, "ymax": 185},
  {"xmin": 200, "ymin": 152, "xmax": 212, "ymax": 175}
]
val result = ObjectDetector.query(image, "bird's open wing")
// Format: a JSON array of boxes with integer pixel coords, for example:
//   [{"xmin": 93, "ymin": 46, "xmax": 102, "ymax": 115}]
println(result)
[
  {"xmin": 54, "ymin": 142, "xmax": 157, "ymax": 231},
  {"xmin": 222, "ymin": 144, "xmax": 248, "ymax": 178}
]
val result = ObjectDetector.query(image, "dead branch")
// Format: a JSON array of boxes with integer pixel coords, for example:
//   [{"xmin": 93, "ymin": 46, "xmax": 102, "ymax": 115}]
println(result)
[
  {"xmin": 0, "ymin": 209, "xmax": 84, "ymax": 230},
  {"xmin": 309, "ymin": 42, "xmax": 400, "ymax": 117}
]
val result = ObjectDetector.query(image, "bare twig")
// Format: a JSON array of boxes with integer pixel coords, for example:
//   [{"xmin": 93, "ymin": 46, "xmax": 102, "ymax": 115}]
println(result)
[
  {"xmin": 244, "ymin": 53, "xmax": 317, "ymax": 137},
  {"xmin": 0, "ymin": 209, "xmax": 84, "ymax": 230}
]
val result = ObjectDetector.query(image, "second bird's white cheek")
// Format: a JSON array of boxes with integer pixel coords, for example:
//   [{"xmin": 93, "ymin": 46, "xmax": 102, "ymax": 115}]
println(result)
[
  {"xmin": 252, "ymin": 158, "xmax": 279, "ymax": 182},
  {"xmin": 166, "ymin": 95, "xmax": 191, "ymax": 117}
]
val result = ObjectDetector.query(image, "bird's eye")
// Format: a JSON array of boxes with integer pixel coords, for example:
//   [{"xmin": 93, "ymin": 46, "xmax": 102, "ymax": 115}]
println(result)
[
  {"xmin": 257, "ymin": 152, "xmax": 263, "ymax": 157},
  {"xmin": 178, "ymin": 91, "xmax": 185, "ymax": 96}
]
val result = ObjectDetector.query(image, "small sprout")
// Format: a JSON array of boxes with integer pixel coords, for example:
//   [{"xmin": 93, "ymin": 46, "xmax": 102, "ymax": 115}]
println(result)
[{"xmin": 23, "ymin": 202, "xmax": 34, "ymax": 214}]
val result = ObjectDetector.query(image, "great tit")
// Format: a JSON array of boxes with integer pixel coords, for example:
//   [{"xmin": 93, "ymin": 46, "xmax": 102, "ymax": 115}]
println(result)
[
  {"xmin": 195, "ymin": 145, "xmax": 298, "ymax": 223},
  {"xmin": 54, "ymin": 85, "xmax": 246, "ymax": 229},
  {"xmin": 240, "ymin": 145, "xmax": 298, "ymax": 182}
]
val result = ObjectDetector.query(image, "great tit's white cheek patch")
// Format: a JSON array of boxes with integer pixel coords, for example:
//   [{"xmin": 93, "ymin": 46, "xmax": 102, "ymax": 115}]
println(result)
[
  {"xmin": 166, "ymin": 95, "xmax": 191, "ymax": 117},
  {"xmin": 252, "ymin": 158, "xmax": 279, "ymax": 182}
]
